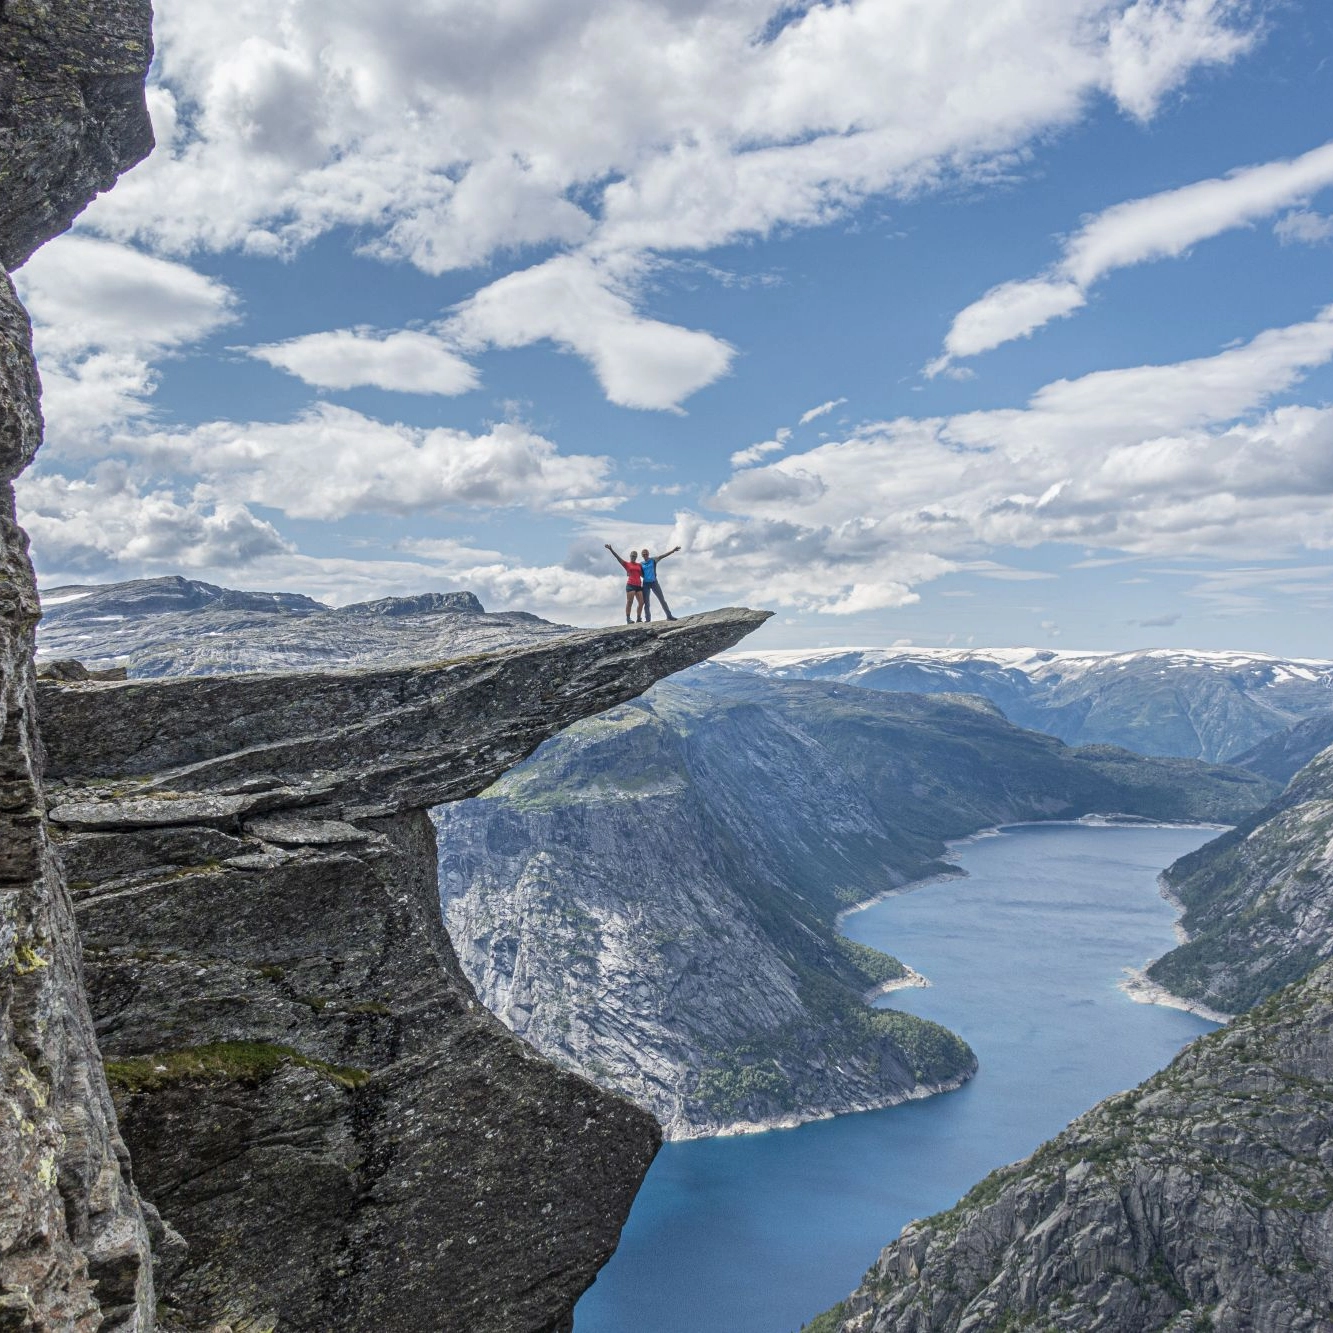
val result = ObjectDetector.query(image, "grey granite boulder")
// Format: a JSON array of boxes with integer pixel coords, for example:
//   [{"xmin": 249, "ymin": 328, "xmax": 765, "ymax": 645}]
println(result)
[{"xmin": 0, "ymin": 0, "xmax": 155, "ymax": 270}]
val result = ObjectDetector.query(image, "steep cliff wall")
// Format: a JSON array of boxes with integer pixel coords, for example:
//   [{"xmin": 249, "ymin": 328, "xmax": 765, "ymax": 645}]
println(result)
[
  {"xmin": 1147, "ymin": 744, "xmax": 1333, "ymax": 1016},
  {"xmin": 37, "ymin": 611, "xmax": 770, "ymax": 1332},
  {"xmin": 811, "ymin": 959, "xmax": 1333, "ymax": 1333},
  {"xmin": 1, "ymin": 2, "xmax": 156, "ymax": 1326}
]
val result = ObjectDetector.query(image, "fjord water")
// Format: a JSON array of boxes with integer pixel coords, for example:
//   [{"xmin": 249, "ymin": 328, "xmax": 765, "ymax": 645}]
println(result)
[{"xmin": 573, "ymin": 821, "xmax": 1221, "ymax": 1333}]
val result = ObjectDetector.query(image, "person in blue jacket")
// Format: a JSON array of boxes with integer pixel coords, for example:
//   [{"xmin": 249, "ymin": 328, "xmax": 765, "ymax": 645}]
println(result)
[{"xmin": 638, "ymin": 545, "xmax": 681, "ymax": 621}]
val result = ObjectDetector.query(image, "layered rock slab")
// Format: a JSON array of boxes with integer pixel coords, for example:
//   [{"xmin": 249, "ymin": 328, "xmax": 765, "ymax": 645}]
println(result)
[
  {"xmin": 816, "ymin": 959, "xmax": 1333, "ymax": 1333},
  {"xmin": 2, "ymin": 0, "xmax": 156, "ymax": 1323},
  {"xmin": 37, "ymin": 611, "xmax": 769, "ymax": 1332}
]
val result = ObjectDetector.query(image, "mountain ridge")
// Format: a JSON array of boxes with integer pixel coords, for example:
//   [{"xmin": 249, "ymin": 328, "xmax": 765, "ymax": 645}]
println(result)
[
  {"xmin": 725, "ymin": 645, "xmax": 1333, "ymax": 763},
  {"xmin": 438, "ymin": 666, "xmax": 1273, "ymax": 1137}
]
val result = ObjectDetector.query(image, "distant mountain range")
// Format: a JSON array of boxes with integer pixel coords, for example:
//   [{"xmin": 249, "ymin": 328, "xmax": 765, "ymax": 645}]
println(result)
[{"xmin": 726, "ymin": 646, "xmax": 1333, "ymax": 763}]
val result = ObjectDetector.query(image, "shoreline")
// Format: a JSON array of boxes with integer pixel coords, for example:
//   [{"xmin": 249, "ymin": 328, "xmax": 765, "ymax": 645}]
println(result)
[
  {"xmin": 835, "ymin": 870, "xmax": 966, "ymax": 925},
  {"xmin": 863, "ymin": 963, "xmax": 930, "ymax": 1002},
  {"xmin": 1114, "ymin": 869, "xmax": 1233, "ymax": 1023},
  {"xmin": 840, "ymin": 812, "xmax": 1236, "ymax": 1038},
  {"xmin": 1118, "ymin": 966, "xmax": 1232, "ymax": 1025},
  {"xmin": 667, "ymin": 1064, "xmax": 976, "ymax": 1142},
  {"xmin": 671, "ymin": 813, "xmax": 1231, "ymax": 1143}
]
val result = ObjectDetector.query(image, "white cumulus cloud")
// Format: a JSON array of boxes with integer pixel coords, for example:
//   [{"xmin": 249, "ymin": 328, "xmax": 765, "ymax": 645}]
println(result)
[
  {"xmin": 15, "ymin": 235, "xmax": 239, "ymax": 450},
  {"xmin": 131, "ymin": 403, "xmax": 622, "ymax": 521},
  {"xmin": 448, "ymin": 255, "xmax": 735, "ymax": 412},
  {"xmin": 721, "ymin": 303, "xmax": 1333, "ymax": 574},
  {"xmin": 798, "ymin": 398, "xmax": 847, "ymax": 426},
  {"xmin": 1275, "ymin": 209, "xmax": 1333, "ymax": 246},
  {"xmin": 19, "ymin": 462, "xmax": 291, "ymax": 575},
  {"xmin": 68, "ymin": 0, "xmax": 1258, "ymax": 409},
  {"xmin": 247, "ymin": 327, "xmax": 479, "ymax": 395}
]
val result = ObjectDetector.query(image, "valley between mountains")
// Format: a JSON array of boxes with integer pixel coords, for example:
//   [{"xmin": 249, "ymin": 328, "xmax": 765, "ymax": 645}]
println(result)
[{"xmin": 43, "ymin": 578, "xmax": 1282, "ymax": 1138}]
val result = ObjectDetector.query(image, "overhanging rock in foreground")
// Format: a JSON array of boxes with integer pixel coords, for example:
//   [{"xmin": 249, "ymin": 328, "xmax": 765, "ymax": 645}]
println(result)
[
  {"xmin": 2, "ymin": 0, "xmax": 156, "ymax": 1324},
  {"xmin": 38, "ymin": 610, "xmax": 770, "ymax": 1333}
]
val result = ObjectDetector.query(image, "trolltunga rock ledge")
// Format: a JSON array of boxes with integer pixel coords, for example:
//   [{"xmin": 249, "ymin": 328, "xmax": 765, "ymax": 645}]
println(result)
[
  {"xmin": 37, "ymin": 609, "xmax": 770, "ymax": 1333},
  {"xmin": 40, "ymin": 608, "xmax": 770, "ymax": 821}
]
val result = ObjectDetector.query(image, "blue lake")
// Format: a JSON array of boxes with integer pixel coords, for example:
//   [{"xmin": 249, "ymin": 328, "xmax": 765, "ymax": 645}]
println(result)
[{"xmin": 573, "ymin": 821, "xmax": 1222, "ymax": 1333}]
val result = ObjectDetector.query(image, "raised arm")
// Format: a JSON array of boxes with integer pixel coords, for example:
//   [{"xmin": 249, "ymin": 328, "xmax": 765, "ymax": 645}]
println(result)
[
  {"xmin": 657, "ymin": 545, "xmax": 683, "ymax": 561},
  {"xmin": 604, "ymin": 543, "xmax": 629, "ymax": 571}
]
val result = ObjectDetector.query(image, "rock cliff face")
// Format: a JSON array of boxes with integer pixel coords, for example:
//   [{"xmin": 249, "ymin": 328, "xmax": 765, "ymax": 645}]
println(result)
[
  {"xmin": 1233, "ymin": 715, "xmax": 1333, "ymax": 786},
  {"xmin": 437, "ymin": 668, "xmax": 1273, "ymax": 1137},
  {"xmin": 0, "ymin": 0, "xmax": 155, "ymax": 270},
  {"xmin": 36, "ymin": 611, "xmax": 770, "ymax": 1332},
  {"xmin": 812, "ymin": 959, "xmax": 1333, "ymax": 1333},
  {"xmin": 1146, "ymin": 744, "xmax": 1333, "ymax": 1017},
  {"xmin": 1, "ymin": 2, "xmax": 156, "ymax": 1326}
]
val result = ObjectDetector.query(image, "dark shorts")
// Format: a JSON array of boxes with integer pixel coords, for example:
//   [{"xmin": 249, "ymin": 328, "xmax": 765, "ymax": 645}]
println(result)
[{"xmin": 626, "ymin": 583, "xmax": 643, "ymax": 593}]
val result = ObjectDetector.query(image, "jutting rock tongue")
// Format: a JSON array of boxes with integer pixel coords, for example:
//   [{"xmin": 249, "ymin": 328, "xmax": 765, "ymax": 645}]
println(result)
[
  {"xmin": 38, "ymin": 610, "xmax": 771, "ymax": 1333},
  {"xmin": 2, "ymin": 0, "xmax": 157, "ymax": 1327}
]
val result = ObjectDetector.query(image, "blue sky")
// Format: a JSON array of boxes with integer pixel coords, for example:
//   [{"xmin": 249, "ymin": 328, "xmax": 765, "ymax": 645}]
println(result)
[{"xmin": 14, "ymin": 0, "xmax": 1333, "ymax": 654}]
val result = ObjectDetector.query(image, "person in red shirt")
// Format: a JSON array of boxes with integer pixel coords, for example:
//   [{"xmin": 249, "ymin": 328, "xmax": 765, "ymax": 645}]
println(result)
[{"xmin": 605, "ymin": 544, "xmax": 645, "ymax": 623}]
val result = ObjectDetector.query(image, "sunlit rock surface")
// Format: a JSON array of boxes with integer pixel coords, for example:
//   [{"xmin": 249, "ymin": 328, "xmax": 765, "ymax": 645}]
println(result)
[
  {"xmin": 1148, "ymin": 743, "xmax": 1333, "ymax": 1016},
  {"xmin": 37, "ymin": 574, "xmax": 570, "ymax": 674}
]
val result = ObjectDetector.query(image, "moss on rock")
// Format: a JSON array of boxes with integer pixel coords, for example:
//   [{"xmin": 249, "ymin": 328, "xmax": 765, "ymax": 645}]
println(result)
[{"xmin": 104, "ymin": 1041, "xmax": 370, "ymax": 1093}]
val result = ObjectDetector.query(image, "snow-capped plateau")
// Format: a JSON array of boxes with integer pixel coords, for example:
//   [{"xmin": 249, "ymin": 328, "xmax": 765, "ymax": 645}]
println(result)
[{"xmin": 721, "ymin": 646, "xmax": 1333, "ymax": 763}]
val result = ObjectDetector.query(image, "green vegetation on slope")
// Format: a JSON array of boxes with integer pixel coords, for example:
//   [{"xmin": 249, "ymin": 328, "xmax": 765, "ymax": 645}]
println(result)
[
  {"xmin": 1148, "ymin": 747, "xmax": 1333, "ymax": 1014},
  {"xmin": 105, "ymin": 1041, "xmax": 370, "ymax": 1093}
]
